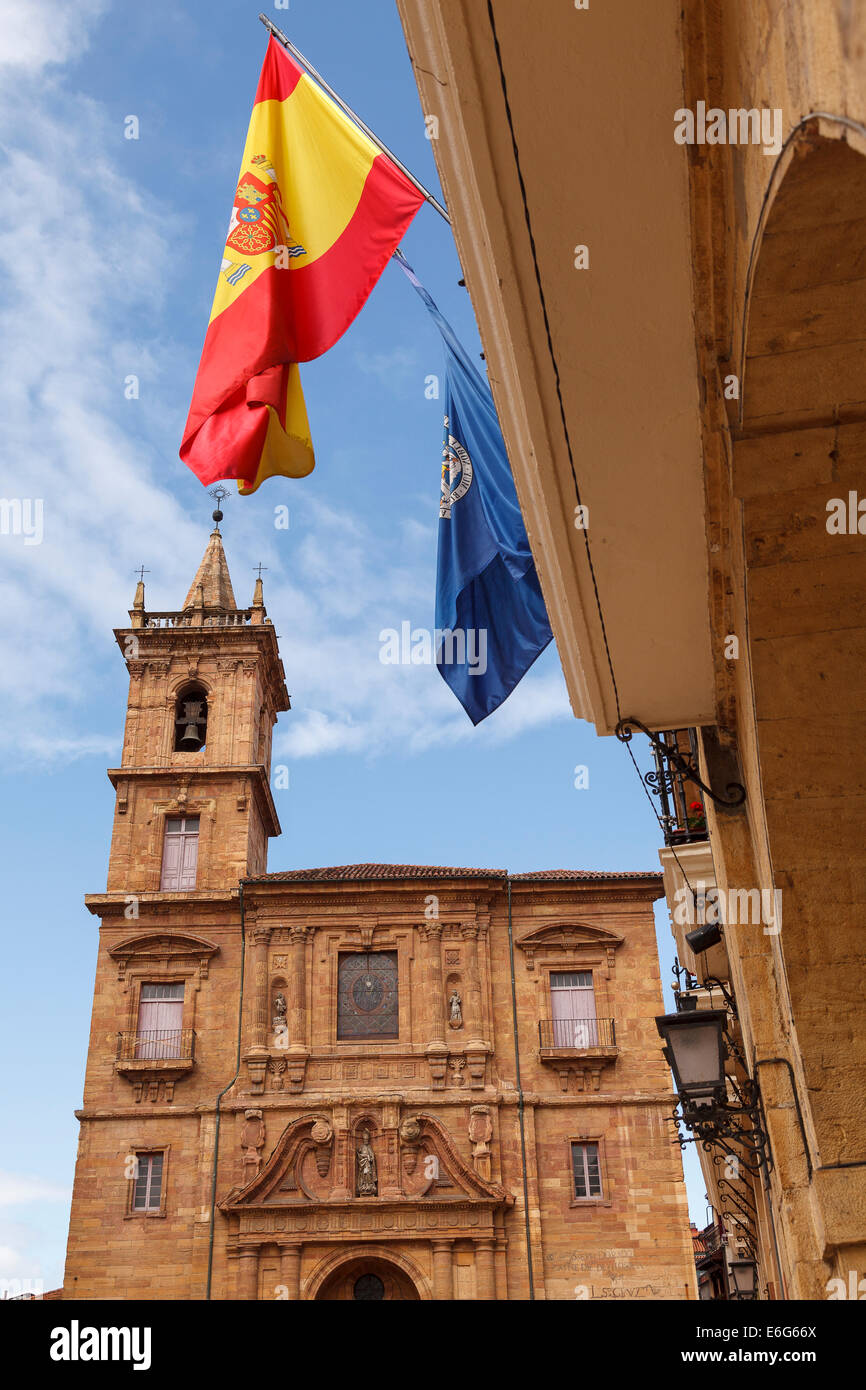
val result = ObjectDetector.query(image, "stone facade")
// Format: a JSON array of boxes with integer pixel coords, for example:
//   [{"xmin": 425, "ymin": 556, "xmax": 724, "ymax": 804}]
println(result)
[{"xmin": 61, "ymin": 532, "xmax": 697, "ymax": 1300}]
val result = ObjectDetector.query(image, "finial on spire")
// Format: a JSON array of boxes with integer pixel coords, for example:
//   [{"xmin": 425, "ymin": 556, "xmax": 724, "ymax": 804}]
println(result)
[
  {"xmin": 252, "ymin": 562, "xmax": 267, "ymax": 611},
  {"xmin": 209, "ymin": 485, "xmax": 230, "ymax": 532},
  {"xmin": 133, "ymin": 564, "xmax": 149, "ymax": 611}
]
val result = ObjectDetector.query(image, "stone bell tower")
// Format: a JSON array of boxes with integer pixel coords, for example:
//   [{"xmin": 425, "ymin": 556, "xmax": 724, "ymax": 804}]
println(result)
[
  {"xmin": 63, "ymin": 507, "xmax": 292, "ymax": 1299},
  {"xmin": 106, "ymin": 504, "xmax": 288, "ymax": 894}
]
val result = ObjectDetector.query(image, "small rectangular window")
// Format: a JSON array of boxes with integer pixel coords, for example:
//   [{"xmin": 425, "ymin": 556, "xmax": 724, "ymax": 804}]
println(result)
[
  {"xmin": 572, "ymin": 1141, "xmax": 603, "ymax": 1199},
  {"xmin": 132, "ymin": 1152, "xmax": 164, "ymax": 1212}
]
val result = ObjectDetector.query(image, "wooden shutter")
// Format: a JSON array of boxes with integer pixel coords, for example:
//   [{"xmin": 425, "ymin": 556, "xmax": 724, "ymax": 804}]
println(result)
[
  {"xmin": 160, "ymin": 833, "xmax": 182, "ymax": 891},
  {"xmin": 178, "ymin": 831, "xmax": 199, "ymax": 891}
]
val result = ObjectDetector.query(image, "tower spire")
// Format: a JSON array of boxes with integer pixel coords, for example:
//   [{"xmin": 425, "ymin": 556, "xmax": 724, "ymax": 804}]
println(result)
[{"xmin": 183, "ymin": 490, "xmax": 237, "ymax": 612}]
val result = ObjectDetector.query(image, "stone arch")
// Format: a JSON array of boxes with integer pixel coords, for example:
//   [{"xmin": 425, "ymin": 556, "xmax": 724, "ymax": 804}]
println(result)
[
  {"xmin": 304, "ymin": 1246, "xmax": 431, "ymax": 1302},
  {"xmin": 173, "ymin": 680, "xmax": 209, "ymax": 752},
  {"xmin": 736, "ymin": 125, "xmax": 866, "ymax": 1167}
]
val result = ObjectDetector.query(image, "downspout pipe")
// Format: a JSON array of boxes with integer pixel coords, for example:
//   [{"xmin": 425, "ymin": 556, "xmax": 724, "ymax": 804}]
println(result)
[
  {"xmin": 507, "ymin": 875, "xmax": 535, "ymax": 1299},
  {"xmin": 205, "ymin": 878, "xmax": 247, "ymax": 1300}
]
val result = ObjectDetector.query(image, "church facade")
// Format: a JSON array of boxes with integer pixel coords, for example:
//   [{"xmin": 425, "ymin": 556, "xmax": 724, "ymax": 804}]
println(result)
[{"xmin": 62, "ymin": 528, "xmax": 697, "ymax": 1300}]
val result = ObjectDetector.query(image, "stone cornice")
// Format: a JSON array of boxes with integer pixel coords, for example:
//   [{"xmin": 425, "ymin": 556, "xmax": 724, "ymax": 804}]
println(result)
[
  {"xmin": 106, "ymin": 764, "xmax": 281, "ymax": 838},
  {"xmin": 113, "ymin": 620, "xmax": 289, "ymax": 713},
  {"xmin": 73, "ymin": 1091, "xmax": 676, "ymax": 1121},
  {"xmin": 85, "ymin": 889, "xmax": 239, "ymax": 919}
]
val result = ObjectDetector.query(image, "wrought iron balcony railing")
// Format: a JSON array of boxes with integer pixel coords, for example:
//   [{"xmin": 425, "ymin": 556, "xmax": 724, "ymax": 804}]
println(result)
[
  {"xmin": 649, "ymin": 728, "xmax": 708, "ymax": 846},
  {"xmin": 538, "ymin": 1017, "xmax": 616, "ymax": 1050},
  {"xmin": 116, "ymin": 1029, "xmax": 196, "ymax": 1063},
  {"xmin": 693, "ymin": 1224, "xmax": 725, "ymax": 1260}
]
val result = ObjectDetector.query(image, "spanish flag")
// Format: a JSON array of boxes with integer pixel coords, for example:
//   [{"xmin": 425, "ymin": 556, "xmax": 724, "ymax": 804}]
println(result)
[{"xmin": 181, "ymin": 37, "xmax": 425, "ymax": 494}]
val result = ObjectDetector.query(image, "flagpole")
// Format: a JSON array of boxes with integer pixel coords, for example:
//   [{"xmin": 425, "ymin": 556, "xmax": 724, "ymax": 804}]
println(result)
[{"xmin": 258, "ymin": 13, "xmax": 451, "ymax": 225}]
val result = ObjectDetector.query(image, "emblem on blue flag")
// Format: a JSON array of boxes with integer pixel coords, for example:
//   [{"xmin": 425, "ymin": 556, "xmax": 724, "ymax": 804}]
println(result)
[
  {"xmin": 396, "ymin": 251, "xmax": 553, "ymax": 724},
  {"xmin": 440, "ymin": 417, "xmax": 474, "ymax": 519}
]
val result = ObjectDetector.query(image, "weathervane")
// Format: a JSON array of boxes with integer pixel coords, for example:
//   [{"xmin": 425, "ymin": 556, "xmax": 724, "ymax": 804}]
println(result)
[{"xmin": 209, "ymin": 485, "xmax": 230, "ymax": 531}]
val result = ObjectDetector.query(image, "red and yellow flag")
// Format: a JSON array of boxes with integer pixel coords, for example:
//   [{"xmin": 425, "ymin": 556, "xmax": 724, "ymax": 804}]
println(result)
[{"xmin": 181, "ymin": 37, "xmax": 425, "ymax": 494}]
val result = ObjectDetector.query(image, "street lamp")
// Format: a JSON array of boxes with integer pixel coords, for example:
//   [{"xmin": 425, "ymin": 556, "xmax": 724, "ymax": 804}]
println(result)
[
  {"xmin": 727, "ymin": 1258, "xmax": 758, "ymax": 1300},
  {"xmin": 655, "ymin": 1008, "xmax": 728, "ymax": 1115}
]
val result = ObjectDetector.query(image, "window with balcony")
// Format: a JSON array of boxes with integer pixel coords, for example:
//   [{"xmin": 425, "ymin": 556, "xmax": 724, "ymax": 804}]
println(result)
[
  {"xmin": 550, "ymin": 970, "xmax": 598, "ymax": 1047},
  {"xmin": 160, "ymin": 815, "xmax": 199, "ymax": 891},
  {"xmin": 131, "ymin": 1151, "xmax": 164, "ymax": 1213},
  {"xmin": 135, "ymin": 982, "xmax": 184, "ymax": 1059},
  {"xmin": 571, "ymin": 1141, "xmax": 603, "ymax": 1200}
]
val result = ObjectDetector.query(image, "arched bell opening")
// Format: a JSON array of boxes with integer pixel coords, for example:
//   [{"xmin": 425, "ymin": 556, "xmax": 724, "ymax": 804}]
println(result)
[{"xmin": 174, "ymin": 683, "xmax": 208, "ymax": 752}]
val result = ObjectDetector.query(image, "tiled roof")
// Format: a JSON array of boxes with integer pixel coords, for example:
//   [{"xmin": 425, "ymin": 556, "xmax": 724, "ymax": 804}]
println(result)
[
  {"xmin": 248, "ymin": 864, "xmax": 660, "ymax": 883},
  {"xmin": 509, "ymin": 869, "xmax": 661, "ymax": 881},
  {"xmin": 249, "ymin": 864, "xmax": 505, "ymax": 882}
]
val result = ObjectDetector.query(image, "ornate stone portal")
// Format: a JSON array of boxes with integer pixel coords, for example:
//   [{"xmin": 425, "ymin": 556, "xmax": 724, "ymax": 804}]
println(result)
[{"xmin": 220, "ymin": 1108, "xmax": 513, "ymax": 1300}]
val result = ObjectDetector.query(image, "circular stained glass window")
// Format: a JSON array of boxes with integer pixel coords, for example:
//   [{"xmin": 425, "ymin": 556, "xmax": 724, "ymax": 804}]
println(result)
[{"xmin": 352, "ymin": 973, "xmax": 384, "ymax": 1012}]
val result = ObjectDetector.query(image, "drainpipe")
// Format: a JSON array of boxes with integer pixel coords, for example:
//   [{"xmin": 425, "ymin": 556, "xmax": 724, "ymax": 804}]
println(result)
[
  {"xmin": 507, "ymin": 875, "xmax": 535, "ymax": 1299},
  {"xmin": 205, "ymin": 879, "xmax": 247, "ymax": 1300}
]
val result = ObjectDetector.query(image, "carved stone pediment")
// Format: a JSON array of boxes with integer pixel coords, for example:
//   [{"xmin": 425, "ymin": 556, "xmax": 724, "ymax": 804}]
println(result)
[
  {"xmin": 220, "ymin": 1111, "xmax": 512, "ymax": 1215},
  {"xmin": 515, "ymin": 922, "xmax": 623, "ymax": 973},
  {"xmin": 109, "ymin": 932, "xmax": 219, "ymax": 982}
]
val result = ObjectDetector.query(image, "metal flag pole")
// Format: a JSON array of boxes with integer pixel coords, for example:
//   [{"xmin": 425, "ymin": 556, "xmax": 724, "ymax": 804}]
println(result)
[{"xmin": 258, "ymin": 12, "xmax": 451, "ymax": 225}]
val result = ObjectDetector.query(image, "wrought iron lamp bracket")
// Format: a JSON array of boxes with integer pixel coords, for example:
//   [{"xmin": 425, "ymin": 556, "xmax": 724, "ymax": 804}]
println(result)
[{"xmin": 615, "ymin": 717, "xmax": 746, "ymax": 809}]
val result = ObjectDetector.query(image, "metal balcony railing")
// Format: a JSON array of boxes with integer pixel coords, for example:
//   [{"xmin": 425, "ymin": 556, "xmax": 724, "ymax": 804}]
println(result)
[
  {"xmin": 649, "ymin": 729, "xmax": 708, "ymax": 846},
  {"xmin": 693, "ymin": 1224, "xmax": 724, "ymax": 1259},
  {"xmin": 538, "ymin": 1017, "xmax": 616, "ymax": 1050},
  {"xmin": 116, "ymin": 1029, "xmax": 196, "ymax": 1062}
]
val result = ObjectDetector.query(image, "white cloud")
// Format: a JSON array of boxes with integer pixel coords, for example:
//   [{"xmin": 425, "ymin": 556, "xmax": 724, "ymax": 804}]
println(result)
[
  {"xmin": 354, "ymin": 345, "xmax": 419, "ymax": 391},
  {"xmin": 0, "ymin": 30, "xmax": 202, "ymax": 767},
  {"xmin": 0, "ymin": 1172, "xmax": 70, "ymax": 1206},
  {"xmin": 0, "ymin": 0, "xmax": 108, "ymax": 74}
]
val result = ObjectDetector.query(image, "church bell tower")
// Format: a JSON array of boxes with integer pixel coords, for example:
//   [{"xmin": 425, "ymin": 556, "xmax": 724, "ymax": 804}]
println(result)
[{"xmin": 106, "ymin": 503, "xmax": 288, "ymax": 894}]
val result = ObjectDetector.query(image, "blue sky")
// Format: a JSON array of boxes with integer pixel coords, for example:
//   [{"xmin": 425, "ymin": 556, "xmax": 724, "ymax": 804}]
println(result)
[{"xmin": 0, "ymin": 0, "xmax": 705, "ymax": 1291}]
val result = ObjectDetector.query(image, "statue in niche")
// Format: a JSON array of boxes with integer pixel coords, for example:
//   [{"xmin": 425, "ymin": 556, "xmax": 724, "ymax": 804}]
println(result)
[
  {"xmin": 272, "ymin": 992, "xmax": 287, "ymax": 1030},
  {"xmin": 448, "ymin": 988, "xmax": 463, "ymax": 1029},
  {"xmin": 356, "ymin": 1129, "xmax": 378, "ymax": 1196}
]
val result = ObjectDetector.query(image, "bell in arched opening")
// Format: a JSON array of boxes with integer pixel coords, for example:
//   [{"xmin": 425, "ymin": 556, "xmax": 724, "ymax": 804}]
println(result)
[{"xmin": 174, "ymin": 685, "xmax": 208, "ymax": 752}]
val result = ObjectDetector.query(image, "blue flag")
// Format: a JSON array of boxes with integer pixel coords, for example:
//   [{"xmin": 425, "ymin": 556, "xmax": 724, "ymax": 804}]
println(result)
[{"xmin": 397, "ymin": 252, "xmax": 553, "ymax": 724}]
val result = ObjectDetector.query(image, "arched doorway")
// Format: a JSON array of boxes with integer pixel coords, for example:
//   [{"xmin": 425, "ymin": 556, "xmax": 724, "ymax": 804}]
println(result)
[{"xmin": 315, "ymin": 1255, "xmax": 421, "ymax": 1301}]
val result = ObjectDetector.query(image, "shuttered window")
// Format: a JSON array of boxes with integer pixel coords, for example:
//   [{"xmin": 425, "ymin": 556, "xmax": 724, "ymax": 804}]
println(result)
[
  {"xmin": 132, "ymin": 1152, "xmax": 164, "ymax": 1212},
  {"xmin": 160, "ymin": 816, "xmax": 199, "ymax": 891}
]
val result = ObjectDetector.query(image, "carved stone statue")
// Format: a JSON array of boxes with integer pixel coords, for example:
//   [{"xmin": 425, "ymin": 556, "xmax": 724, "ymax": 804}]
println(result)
[
  {"xmin": 448, "ymin": 988, "xmax": 463, "ymax": 1029},
  {"xmin": 356, "ymin": 1129, "xmax": 378, "ymax": 1196},
  {"xmin": 272, "ymin": 992, "xmax": 287, "ymax": 1030}
]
